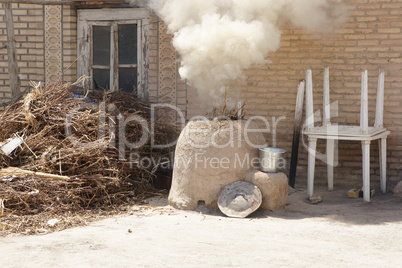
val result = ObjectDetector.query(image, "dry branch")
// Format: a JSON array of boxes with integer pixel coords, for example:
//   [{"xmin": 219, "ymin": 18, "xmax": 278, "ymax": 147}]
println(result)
[
  {"xmin": 0, "ymin": 77, "xmax": 179, "ymax": 234},
  {"xmin": 0, "ymin": 167, "xmax": 70, "ymax": 181}
]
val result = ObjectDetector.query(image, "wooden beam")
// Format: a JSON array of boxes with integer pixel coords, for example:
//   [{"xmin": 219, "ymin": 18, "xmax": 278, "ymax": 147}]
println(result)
[
  {"xmin": 0, "ymin": 167, "xmax": 70, "ymax": 181},
  {"xmin": 0, "ymin": 0, "xmax": 76, "ymax": 5},
  {"xmin": 4, "ymin": 2, "xmax": 21, "ymax": 101},
  {"xmin": 0, "ymin": 0, "xmax": 137, "ymax": 6}
]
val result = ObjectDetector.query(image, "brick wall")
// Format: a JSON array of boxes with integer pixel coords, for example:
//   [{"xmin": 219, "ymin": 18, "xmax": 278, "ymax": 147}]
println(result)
[
  {"xmin": 0, "ymin": 5, "xmax": 163, "ymax": 110},
  {"xmin": 189, "ymin": 0, "xmax": 402, "ymax": 188},
  {"xmin": 1, "ymin": 1, "xmax": 400, "ymax": 189},
  {"xmin": 0, "ymin": 3, "xmax": 45, "ymax": 104},
  {"xmin": 0, "ymin": 4, "xmax": 80, "ymax": 104},
  {"xmin": 270, "ymin": 0, "xmax": 402, "ymax": 188}
]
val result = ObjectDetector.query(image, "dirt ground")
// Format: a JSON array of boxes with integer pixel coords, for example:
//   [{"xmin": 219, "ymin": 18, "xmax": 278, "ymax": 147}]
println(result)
[{"xmin": 1, "ymin": 185, "xmax": 402, "ymax": 268}]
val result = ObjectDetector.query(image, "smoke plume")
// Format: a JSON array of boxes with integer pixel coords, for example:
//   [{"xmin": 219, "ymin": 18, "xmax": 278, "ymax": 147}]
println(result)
[{"xmin": 150, "ymin": 0, "xmax": 346, "ymax": 109}]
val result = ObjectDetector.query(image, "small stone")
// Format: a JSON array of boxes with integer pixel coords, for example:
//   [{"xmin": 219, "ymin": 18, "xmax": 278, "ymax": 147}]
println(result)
[
  {"xmin": 393, "ymin": 181, "xmax": 402, "ymax": 201},
  {"xmin": 347, "ymin": 188, "xmax": 361, "ymax": 198},
  {"xmin": 308, "ymin": 196, "xmax": 322, "ymax": 204},
  {"xmin": 244, "ymin": 169, "xmax": 288, "ymax": 211}
]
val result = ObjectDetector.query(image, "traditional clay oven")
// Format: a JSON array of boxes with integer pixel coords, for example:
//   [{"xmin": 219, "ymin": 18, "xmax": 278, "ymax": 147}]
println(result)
[{"xmin": 169, "ymin": 119, "xmax": 266, "ymax": 209}]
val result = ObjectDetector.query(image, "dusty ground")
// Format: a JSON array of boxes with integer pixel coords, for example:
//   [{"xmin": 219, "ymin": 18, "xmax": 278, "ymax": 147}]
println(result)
[{"xmin": 1, "ymin": 185, "xmax": 402, "ymax": 268}]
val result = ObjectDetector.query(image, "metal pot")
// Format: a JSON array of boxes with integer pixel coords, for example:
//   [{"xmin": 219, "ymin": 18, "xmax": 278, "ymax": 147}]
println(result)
[{"xmin": 259, "ymin": 147, "xmax": 286, "ymax": 173}]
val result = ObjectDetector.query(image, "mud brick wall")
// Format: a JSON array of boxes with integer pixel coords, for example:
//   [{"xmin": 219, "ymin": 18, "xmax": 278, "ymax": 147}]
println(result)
[
  {"xmin": 187, "ymin": 0, "xmax": 402, "ymax": 188},
  {"xmin": 246, "ymin": 0, "xmax": 402, "ymax": 188}
]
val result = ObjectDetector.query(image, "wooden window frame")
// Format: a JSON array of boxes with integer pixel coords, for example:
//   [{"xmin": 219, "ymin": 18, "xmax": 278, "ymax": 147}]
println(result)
[{"xmin": 77, "ymin": 8, "xmax": 150, "ymax": 98}]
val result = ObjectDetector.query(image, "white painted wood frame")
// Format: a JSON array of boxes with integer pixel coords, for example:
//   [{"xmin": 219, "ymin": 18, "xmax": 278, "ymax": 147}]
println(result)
[
  {"xmin": 360, "ymin": 70, "xmax": 369, "ymax": 133},
  {"xmin": 305, "ymin": 69, "xmax": 314, "ymax": 130},
  {"xmin": 375, "ymin": 70, "xmax": 385, "ymax": 128},
  {"xmin": 77, "ymin": 8, "xmax": 150, "ymax": 98}
]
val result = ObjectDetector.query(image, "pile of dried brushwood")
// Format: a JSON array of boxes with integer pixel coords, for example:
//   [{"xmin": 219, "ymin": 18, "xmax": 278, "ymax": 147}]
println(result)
[{"xmin": 0, "ymin": 77, "xmax": 178, "ymax": 234}]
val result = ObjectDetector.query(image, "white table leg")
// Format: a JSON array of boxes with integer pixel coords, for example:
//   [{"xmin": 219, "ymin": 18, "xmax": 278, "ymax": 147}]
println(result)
[
  {"xmin": 379, "ymin": 137, "xmax": 387, "ymax": 194},
  {"xmin": 327, "ymin": 139, "xmax": 335, "ymax": 191},
  {"xmin": 362, "ymin": 140, "xmax": 371, "ymax": 202},
  {"xmin": 308, "ymin": 137, "xmax": 317, "ymax": 198}
]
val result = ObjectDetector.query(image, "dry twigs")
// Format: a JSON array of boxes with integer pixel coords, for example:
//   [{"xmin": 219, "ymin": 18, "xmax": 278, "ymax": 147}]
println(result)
[
  {"xmin": 206, "ymin": 92, "xmax": 246, "ymax": 120},
  {"xmin": 0, "ymin": 77, "xmax": 178, "ymax": 235}
]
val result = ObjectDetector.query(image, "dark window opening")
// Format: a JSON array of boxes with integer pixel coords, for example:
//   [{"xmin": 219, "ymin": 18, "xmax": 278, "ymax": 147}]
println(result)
[{"xmin": 91, "ymin": 23, "xmax": 139, "ymax": 93}]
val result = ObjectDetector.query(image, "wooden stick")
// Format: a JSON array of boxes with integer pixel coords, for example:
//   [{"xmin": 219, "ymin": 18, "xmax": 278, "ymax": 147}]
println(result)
[
  {"xmin": 237, "ymin": 101, "xmax": 244, "ymax": 119},
  {"xmin": 59, "ymin": 150, "xmax": 62, "ymax": 175},
  {"xmin": 289, "ymin": 81, "xmax": 305, "ymax": 188},
  {"xmin": 0, "ymin": 0, "xmax": 134, "ymax": 6},
  {"xmin": 0, "ymin": 0, "xmax": 77, "ymax": 5},
  {"xmin": 4, "ymin": 2, "xmax": 21, "ymax": 100},
  {"xmin": 0, "ymin": 198, "xmax": 4, "ymax": 217},
  {"xmin": 0, "ymin": 167, "xmax": 70, "ymax": 181},
  {"xmin": 15, "ymin": 133, "xmax": 38, "ymax": 158}
]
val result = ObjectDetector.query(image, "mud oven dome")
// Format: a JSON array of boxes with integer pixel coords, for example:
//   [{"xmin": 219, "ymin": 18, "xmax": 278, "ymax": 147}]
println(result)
[{"xmin": 169, "ymin": 119, "xmax": 288, "ymax": 212}]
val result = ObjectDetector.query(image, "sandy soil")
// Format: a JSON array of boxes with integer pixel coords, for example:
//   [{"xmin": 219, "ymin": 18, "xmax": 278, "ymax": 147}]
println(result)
[{"xmin": 1, "ymin": 185, "xmax": 402, "ymax": 268}]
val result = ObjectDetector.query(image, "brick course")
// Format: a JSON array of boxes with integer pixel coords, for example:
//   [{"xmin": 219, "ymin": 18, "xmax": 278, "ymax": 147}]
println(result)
[{"xmin": 0, "ymin": 3, "xmax": 44, "ymax": 101}]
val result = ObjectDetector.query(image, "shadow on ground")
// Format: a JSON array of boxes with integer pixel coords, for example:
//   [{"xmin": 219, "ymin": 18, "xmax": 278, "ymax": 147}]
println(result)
[
  {"xmin": 151, "ymin": 184, "xmax": 402, "ymax": 226},
  {"xmin": 265, "ymin": 185, "xmax": 402, "ymax": 225}
]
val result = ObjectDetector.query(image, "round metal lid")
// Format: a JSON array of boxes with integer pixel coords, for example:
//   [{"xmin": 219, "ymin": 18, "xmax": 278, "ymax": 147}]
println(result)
[{"xmin": 218, "ymin": 181, "xmax": 262, "ymax": 218}]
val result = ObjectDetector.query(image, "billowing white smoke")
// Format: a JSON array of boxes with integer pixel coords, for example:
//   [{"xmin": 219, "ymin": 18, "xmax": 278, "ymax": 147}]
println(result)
[{"xmin": 150, "ymin": 0, "xmax": 346, "ymax": 109}]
